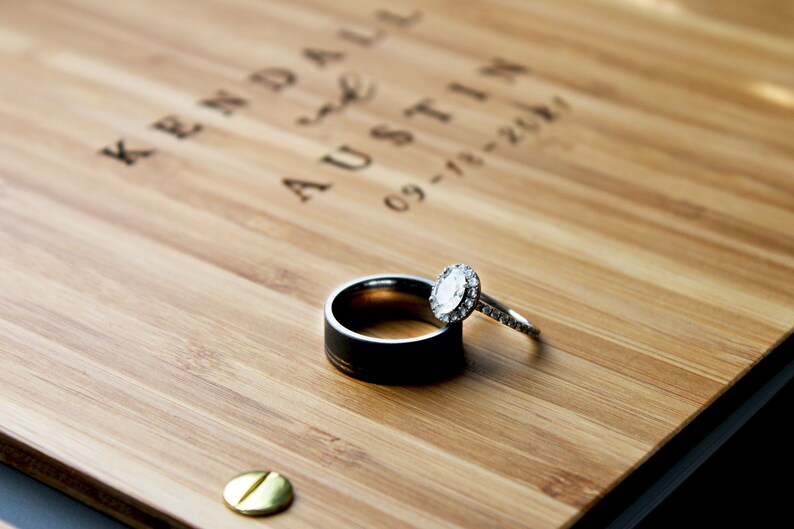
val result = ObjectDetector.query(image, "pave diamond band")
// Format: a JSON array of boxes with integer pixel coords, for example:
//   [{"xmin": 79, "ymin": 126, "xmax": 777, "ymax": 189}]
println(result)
[
  {"xmin": 476, "ymin": 295, "xmax": 540, "ymax": 337},
  {"xmin": 430, "ymin": 264, "xmax": 540, "ymax": 338}
]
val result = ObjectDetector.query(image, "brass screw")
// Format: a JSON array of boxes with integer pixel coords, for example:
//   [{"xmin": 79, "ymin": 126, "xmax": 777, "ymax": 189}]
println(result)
[{"xmin": 223, "ymin": 470, "xmax": 294, "ymax": 516}]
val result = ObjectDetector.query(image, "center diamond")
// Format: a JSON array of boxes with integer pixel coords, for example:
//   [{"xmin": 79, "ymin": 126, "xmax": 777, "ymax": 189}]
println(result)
[{"xmin": 434, "ymin": 269, "xmax": 468, "ymax": 315}]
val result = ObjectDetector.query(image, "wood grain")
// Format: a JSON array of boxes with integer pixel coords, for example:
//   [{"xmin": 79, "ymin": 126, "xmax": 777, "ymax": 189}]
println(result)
[{"xmin": 0, "ymin": 1, "xmax": 792, "ymax": 528}]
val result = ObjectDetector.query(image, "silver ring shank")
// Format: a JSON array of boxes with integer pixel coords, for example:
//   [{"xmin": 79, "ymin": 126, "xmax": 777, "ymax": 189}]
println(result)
[{"xmin": 477, "ymin": 293, "xmax": 540, "ymax": 337}]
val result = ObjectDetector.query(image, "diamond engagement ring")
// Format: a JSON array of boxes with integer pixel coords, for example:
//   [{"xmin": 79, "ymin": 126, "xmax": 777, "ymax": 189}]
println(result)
[{"xmin": 429, "ymin": 264, "xmax": 540, "ymax": 337}]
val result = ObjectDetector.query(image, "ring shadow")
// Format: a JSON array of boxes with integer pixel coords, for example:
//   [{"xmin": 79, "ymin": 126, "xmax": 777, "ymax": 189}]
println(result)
[{"xmin": 335, "ymin": 331, "xmax": 549, "ymax": 388}]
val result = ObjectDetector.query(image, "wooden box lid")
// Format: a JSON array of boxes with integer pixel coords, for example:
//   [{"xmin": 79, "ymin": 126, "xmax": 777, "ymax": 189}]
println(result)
[{"xmin": 1, "ymin": 1, "xmax": 792, "ymax": 527}]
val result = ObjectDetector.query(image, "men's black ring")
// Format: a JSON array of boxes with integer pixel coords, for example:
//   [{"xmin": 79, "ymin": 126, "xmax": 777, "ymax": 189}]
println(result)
[{"xmin": 324, "ymin": 274, "xmax": 464, "ymax": 384}]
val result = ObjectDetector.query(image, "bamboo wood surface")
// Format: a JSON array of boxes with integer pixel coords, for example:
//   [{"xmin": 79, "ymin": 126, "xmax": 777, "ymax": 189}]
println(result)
[{"xmin": 1, "ymin": 0, "xmax": 793, "ymax": 527}]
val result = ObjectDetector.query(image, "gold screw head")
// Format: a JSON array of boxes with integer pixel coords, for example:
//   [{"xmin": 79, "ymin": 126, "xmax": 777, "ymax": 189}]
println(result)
[{"xmin": 223, "ymin": 470, "xmax": 294, "ymax": 516}]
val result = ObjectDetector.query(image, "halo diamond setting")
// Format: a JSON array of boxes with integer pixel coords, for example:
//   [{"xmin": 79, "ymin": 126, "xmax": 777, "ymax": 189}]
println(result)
[{"xmin": 430, "ymin": 264, "xmax": 481, "ymax": 323}]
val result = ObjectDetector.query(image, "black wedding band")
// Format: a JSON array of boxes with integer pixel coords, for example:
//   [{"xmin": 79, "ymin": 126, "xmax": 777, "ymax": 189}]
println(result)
[{"xmin": 324, "ymin": 274, "xmax": 463, "ymax": 384}]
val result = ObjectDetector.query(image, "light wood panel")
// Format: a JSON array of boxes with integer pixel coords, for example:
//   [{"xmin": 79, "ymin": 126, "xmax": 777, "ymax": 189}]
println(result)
[{"xmin": 0, "ymin": 1, "xmax": 792, "ymax": 527}]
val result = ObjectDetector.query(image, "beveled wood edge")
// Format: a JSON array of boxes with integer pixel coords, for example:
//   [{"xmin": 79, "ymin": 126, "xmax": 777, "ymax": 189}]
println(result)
[
  {"xmin": 570, "ymin": 328, "xmax": 794, "ymax": 528},
  {"xmin": 0, "ymin": 431, "xmax": 193, "ymax": 529}
]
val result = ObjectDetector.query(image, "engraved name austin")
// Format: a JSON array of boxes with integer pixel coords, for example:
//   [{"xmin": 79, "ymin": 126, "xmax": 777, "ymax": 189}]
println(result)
[{"xmin": 98, "ymin": 7, "xmax": 568, "ymax": 212}]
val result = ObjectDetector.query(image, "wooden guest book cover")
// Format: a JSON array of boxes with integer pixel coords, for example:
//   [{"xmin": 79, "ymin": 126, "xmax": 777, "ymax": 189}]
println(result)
[{"xmin": 1, "ymin": 1, "xmax": 793, "ymax": 527}]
